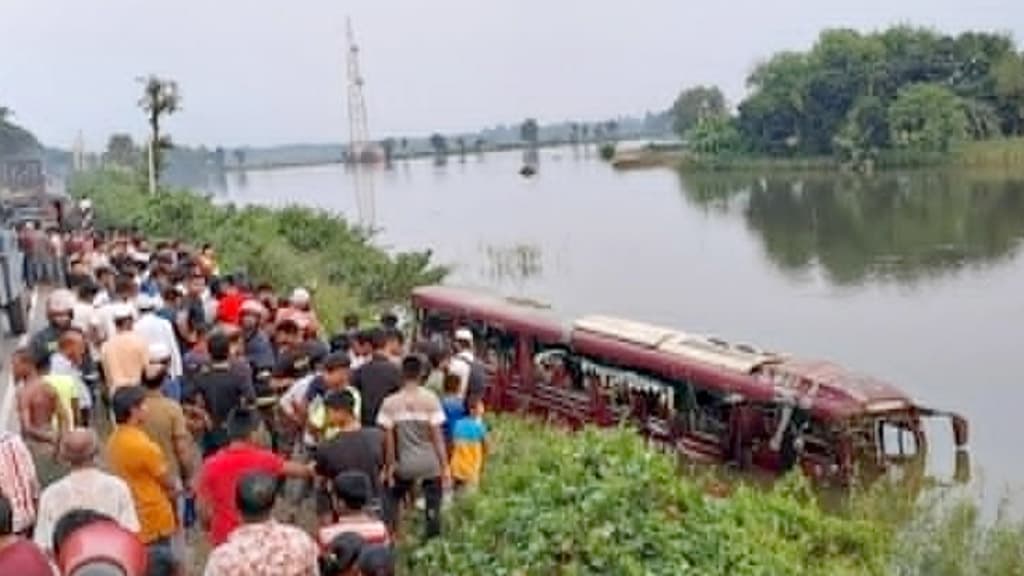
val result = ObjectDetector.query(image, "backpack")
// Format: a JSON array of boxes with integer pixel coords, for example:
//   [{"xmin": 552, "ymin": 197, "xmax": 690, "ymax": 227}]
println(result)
[{"xmin": 455, "ymin": 354, "xmax": 489, "ymax": 399}]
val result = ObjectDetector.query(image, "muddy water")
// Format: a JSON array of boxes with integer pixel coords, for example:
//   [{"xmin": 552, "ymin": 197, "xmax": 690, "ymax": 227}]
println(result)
[{"xmin": 214, "ymin": 149, "xmax": 1024, "ymax": 501}]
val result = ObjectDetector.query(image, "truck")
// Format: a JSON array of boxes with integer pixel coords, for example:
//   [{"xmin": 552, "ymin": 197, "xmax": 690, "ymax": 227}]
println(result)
[{"xmin": 0, "ymin": 225, "xmax": 28, "ymax": 335}]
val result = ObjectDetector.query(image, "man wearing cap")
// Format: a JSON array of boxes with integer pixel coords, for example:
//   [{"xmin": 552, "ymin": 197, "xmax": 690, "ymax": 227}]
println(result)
[
  {"xmin": 96, "ymin": 274, "xmax": 140, "ymax": 344},
  {"xmin": 135, "ymin": 292, "xmax": 183, "ymax": 380},
  {"xmin": 33, "ymin": 428, "xmax": 140, "ymax": 555},
  {"xmin": 100, "ymin": 302, "xmax": 149, "ymax": 396},
  {"xmin": 27, "ymin": 290, "xmax": 76, "ymax": 370},
  {"xmin": 275, "ymin": 287, "xmax": 320, "ymax": 336},
  {"xmin": 240, "ymin": 300, "xmax": 275, "ymax": 394},
  {"xmin": 449, "ymin": 328, "xmax": 482, "ymax": 399}
]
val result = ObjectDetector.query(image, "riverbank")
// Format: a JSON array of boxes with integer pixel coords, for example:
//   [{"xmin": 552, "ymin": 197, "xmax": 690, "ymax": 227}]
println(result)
[
  {"xmin": 69, "ymin": 169, "xmax": 447, "ymax": 329},
  {"xmin": 403, "ymin": 414, "xmax": 1024, "ymax": 575},
  {"xmin": 613, "ymin": 138, "xmax": 1024, "ymax": 173}
]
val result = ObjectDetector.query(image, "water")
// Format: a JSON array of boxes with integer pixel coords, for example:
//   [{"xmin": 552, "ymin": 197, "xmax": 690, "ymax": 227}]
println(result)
[{"xmin": 211, "ymin": 149, "xmax": 1024, "ymax": 499}]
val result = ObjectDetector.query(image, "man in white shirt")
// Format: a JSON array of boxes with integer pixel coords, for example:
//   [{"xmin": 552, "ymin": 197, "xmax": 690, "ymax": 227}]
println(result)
[
  {"xmin": 33, "ymin": 428, "xmax": 139, "ymax": 554},
  {"xmin": 448, "ymin": 328, "xmax": 476, "ymax": 398},
  {"xmin": 134, "ymin": 293, "xmax": 182, "ymax": 379}
]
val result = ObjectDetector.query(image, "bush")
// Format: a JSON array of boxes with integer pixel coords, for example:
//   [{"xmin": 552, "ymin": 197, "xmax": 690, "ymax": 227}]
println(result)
[
  {"xmin": 70, "ymin": 170, "xmax": 447, "ymax": 329},
  {"xmin": 403, "ymin": 417, "xmax": 889, "ymax": 575}
]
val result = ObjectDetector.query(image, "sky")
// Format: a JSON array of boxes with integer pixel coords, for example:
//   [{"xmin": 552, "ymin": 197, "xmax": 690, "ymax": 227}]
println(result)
[{"xmin": 2, "ymin": 0, "xmax": 1022, "ymax": 149}]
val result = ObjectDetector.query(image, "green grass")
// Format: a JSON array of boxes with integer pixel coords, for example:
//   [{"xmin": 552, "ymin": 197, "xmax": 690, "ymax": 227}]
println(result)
[
  {"xmin": 399, "ymin": 416, "xmax": 1024, "ymax": 575},
  {"xmin": 69, "ymin": 170, "xmax": 447, "ymax": 329},
  {"xmin": 953, "ymin": 138, "xmax": 1024, "ymax": 170},
  {"xmin": 637, "ymin": 138, "xmax": 1024, "ymax": 173},
  {"xmin": 402, "ymin": 416, "xmax": 889, "ymax": 575}
]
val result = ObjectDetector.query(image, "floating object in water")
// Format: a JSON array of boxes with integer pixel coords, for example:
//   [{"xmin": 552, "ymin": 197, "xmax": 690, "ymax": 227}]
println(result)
[{"xmin": 519, "ymin": 165, "xmax": 537, "ymax": 177}]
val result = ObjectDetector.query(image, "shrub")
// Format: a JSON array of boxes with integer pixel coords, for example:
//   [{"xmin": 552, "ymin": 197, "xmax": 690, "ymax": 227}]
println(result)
[
  {"xmin": 403, "ymin": 417, "xmax": 890, "ymax": 575},
  {"xmin": 70, "ymin": 170, "xmax": 447, "ymax": 329}
]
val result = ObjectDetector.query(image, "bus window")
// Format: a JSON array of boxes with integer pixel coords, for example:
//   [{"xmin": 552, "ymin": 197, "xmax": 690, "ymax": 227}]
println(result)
[
  {"xmin": 878, "ymin": 420, "xmax": 918, "ymax": 458},
  {"xmin": 690, "ymin": 385, "xmax": 730, "ymax": 440}
]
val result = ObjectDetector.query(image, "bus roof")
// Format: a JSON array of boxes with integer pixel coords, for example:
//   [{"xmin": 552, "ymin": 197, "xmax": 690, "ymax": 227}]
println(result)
[
  {"xmin": 411, "ymin": 285, "xmax": 569, "ymax": 343},
  {"xmin": 767, "ymin": 359, "xmax": 913, "ymax": 416},
  {"xmin": 412, "ymin": 287, "xmax": 919, "ymax": 420},
  {"xmin": 573, "ymin": 314, "xmax": 913, "ymax": 419}
]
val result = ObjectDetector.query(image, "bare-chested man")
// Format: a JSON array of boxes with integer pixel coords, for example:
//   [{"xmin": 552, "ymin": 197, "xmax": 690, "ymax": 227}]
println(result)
[{"xmin": 14, "ymin": 348, "xmax": 69, "ymax": 486}]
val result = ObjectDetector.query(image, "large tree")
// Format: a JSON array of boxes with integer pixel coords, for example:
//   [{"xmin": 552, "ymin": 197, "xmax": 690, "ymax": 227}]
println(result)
[
  {"xmin": 104, "ymin": 133, "xmax": 139, "ymax": 167},
  {"xmin": 993, "ymin": 53, "xmax": 1024, "ymax": 135},
  {"xmin": 888, "ymin": 83, "xmax": 967, "ymax": 152},
  {"xmin": 138, "ymin": 75, "xmax": 181, "ymax": 192},
  {"xmin": 0, "ymin": 111, "xmax": 40, "ymax": 158},
  {"xmin": 671, "ymin": 85, "xmax": 727, "ymax": 137}
]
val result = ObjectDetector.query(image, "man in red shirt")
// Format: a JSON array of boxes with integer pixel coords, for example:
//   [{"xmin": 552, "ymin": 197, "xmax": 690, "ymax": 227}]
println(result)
[
  {"xmin": 195, "ymin": 406, "xmax": 312, "ymax": 545},
  {"xmin": 215, "ymin": 275, "xmax": 249, "ymax": 327}
]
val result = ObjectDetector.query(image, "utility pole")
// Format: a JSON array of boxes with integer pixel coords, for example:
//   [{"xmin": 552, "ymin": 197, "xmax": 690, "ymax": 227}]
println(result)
[
  {"xmin": 346, "ymin": 17, "xmax": 375, "ymax": 229},
  {"xmin": 147, "ymin": 138, "xmax": 157, "ymax": 194}
]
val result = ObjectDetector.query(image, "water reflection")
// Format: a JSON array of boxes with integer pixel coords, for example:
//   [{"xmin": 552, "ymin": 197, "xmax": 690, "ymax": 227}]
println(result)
[
  {"xmin": 678, "ymin": 171, "xmax": 1024, "ymax": 285},
  {"xmin": 478, "ymin": 242, "xmax": 543, "ymax": 286}
]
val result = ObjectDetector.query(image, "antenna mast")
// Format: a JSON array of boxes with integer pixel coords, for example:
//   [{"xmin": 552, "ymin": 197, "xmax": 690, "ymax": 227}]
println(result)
[{"xmin": 345, "ymin": 17, "xmax": 376, "ymax": 229}]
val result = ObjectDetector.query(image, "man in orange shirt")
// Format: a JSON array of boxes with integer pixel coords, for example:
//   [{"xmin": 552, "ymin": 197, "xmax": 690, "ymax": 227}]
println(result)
[
  {"xmin": 106, "ymin": 386, "xmax": 179, "ymax": 576},
  {"xmin": 100, "ymin": 304, "xmax": 149, "ymax": 395}
]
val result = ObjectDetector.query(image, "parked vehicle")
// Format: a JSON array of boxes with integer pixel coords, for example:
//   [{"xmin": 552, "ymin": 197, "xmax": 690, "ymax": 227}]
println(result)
[
  {"xmin": 0, "ymin": 224, "xmax": 29, "ymax": 335},
  {"xmin": 410, "ymin": 285, "xmax": 970, "ymax": 487}
]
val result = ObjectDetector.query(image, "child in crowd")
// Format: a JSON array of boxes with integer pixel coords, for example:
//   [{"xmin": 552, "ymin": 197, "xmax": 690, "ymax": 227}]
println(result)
[
  {"xmin": 449, "ymin": 395, "xmax": 489, "ymax": 492},
  {"xmin": 440, "ymin": 373, "xmax": 466, "ymax": 446}
]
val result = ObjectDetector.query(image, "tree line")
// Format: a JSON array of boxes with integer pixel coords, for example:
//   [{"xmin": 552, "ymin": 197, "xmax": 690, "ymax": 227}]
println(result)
[{"xmin": 672, "ymin": 27, "xmax": 1024, "ymax": 163}]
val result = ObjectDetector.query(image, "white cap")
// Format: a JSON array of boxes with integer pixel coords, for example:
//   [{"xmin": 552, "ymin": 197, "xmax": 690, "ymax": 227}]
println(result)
[
  {"xmin": 240, "ymin": 299, "xmax": 266, "ymax": 316},
  {"xmin": 111, "ymin": 302, "xmax": 135, "ymax": 320},
  {"xmin": 148, "ymin": 342, "xmax": 172, "ymax": 362},
  {"xmin": 136, "ymin": 293, "xmax": 161, "ymax": 311},
  {"xmin": 47, "ymin": 290, "xmax": 75, "ymax": 313},
  {"xmin": 454, "ymin": 328, "xmax": 474, "ymax": 343},
  {"xmin": 290, "ymin": 287, "xmax": 311, "ymax": 305}
]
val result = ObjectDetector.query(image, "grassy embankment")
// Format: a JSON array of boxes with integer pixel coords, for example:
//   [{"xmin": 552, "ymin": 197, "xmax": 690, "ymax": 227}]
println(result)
[
  {"xmin": 615, "ymin": 138, "xmax": 1024, "ymax": 173},
  {"xmin": 403, "ymin": 416, "xmax": 1024, "ymax": 575},
  {"xmin": 70, "ymin": 170, "xmax": 447, "ymax": 329}
]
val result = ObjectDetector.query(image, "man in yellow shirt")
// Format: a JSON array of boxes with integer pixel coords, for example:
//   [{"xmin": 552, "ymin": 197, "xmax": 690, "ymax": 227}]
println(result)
[{"xmin": 105, "ymin": 386, "xmax": 179, "ymax": 575}]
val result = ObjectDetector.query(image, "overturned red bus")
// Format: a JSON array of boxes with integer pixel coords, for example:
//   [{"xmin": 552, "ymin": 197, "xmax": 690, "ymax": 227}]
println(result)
[{"xmin": 410, "ymin": 285, "xmax": 969, "ymax": 485}]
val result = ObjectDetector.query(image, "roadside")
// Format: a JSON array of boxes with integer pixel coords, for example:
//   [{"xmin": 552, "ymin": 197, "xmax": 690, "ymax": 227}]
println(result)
[{"xmin": 0, "ymin": 286, "xmax": 43, "ymax": 432}]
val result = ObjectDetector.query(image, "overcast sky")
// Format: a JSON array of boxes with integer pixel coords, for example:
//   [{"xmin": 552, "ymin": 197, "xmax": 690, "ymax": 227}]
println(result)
[{"xmin": 2, "ymin": 0, "xmax": 1021, "ymax": 149}]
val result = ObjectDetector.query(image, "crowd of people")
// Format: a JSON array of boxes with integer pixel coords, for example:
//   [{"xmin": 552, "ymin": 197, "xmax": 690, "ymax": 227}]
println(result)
[{"xmin": 0, "ymin": 227, "xmax": 491, "ymax": 575}]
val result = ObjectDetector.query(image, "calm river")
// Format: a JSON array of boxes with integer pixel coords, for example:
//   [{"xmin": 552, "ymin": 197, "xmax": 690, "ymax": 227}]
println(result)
[{"xmin": 211, "ymin": 148, "xmax": 1024, "ymax": 499}]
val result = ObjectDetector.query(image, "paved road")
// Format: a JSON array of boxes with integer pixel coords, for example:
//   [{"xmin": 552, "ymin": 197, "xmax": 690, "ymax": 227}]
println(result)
[{"xmin": 0, "ymin": 287, "xmax": 43, "ymax": 432}]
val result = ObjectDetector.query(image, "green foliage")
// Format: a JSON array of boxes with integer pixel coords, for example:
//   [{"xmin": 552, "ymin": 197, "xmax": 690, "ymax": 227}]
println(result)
[
  {"xmin": 726, "ymin": 27, "xmax": 1023, "ymax": 163},
  {"xmin": 888, "ymin": 84, "xmax": 967, "ymax": 152},
  {"xmin": 104, "ymin": 133, "xmax": 140, "ymax": 168},
  {"xmin": 690, "ymin": 116, "xmax": 742, "ymax": 155},
  {"xmin": 0, "ymin": 107, "xmax": 41, "ymax": 158},
  {"xmin": 597, "ymin": 143, "xmax": 616, "ymax": 161},
  {"xmin": 672, "ymin": 85, "xmax": 728, "ymax": 138},
  {"xmin": 69, "ymin": 170, "xmax": 446, "ymax": 328},
  {"xmin": 994, "ymin": 53, "xmax": 1024, "ymax": 135},
  {"xmin": 404, "ymin": 417, "xmax": 889, "ymax": 575}
]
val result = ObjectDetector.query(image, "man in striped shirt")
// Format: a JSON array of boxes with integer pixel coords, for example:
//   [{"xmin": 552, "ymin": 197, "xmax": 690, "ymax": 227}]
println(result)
[{"xmin": 0, "ymin": 431, "xmax": 38, "ymax": 535}]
